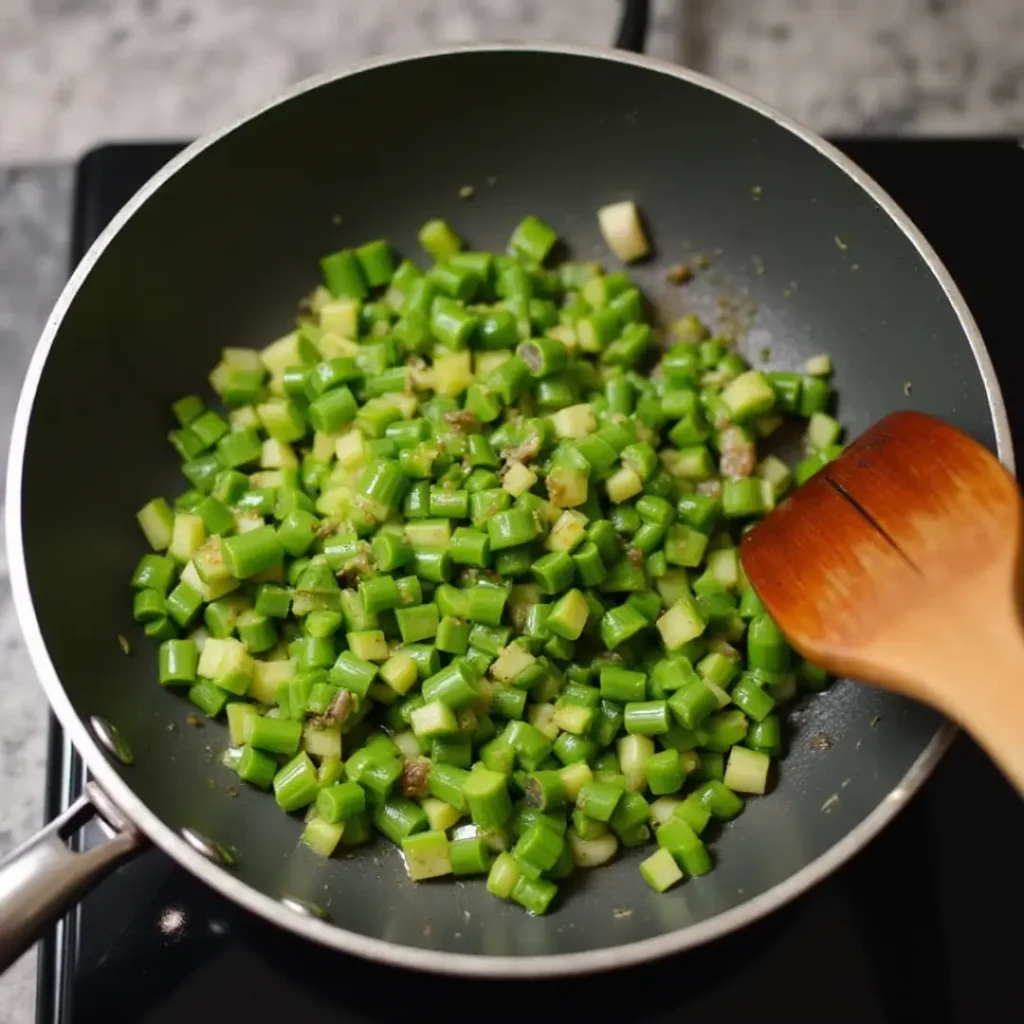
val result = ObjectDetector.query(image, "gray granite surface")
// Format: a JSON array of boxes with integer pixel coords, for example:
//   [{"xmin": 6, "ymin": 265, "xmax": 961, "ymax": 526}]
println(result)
[
  {"xmin": 0, "ymin": 166, "xmax": 72, "ymax": 1024},
  {"xmin": 1, "ymin": 1, "xmax": 1023, "ymax": 1021}
]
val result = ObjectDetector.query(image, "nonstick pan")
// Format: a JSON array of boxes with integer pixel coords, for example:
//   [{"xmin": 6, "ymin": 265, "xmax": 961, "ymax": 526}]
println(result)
[{"xmin": 0, "ymin": 42, "xmax": 1011, "ymax": 977}]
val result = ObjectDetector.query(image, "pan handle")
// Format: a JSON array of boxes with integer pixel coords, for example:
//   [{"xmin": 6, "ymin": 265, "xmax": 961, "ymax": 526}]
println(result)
[
  {"xmin": 614, "ymin": 0, "xmax": 650, "ymax": 53},
  {"xmin": 0, "ymin": 780, "xmax": 144, "ymax": 974}
]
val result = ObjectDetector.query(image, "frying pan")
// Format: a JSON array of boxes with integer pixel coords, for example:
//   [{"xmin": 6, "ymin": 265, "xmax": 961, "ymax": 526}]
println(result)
[{"xmin": 0, "ymin": 37, "xmax": 1011, "ymax": 977}]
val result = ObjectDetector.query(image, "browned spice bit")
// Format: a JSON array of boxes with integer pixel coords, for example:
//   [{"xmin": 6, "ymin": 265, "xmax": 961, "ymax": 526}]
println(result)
[
  {"xmin": 903, "ymin": 381, "xmax": 913, "ymax": 396},
  {"xmin": 503, "ymin": 431, "xmax": 542, "ymax": 466},
  {"xmin": 186, "ymin": 714, "xmax": 204, "ymax": 729},
  {"xmin": 444, "ymin": 409, "xmax": 480, "ymax": 433},
  {"xmin": 315, "ymin": 520, "xmax": 339, "ymax": 539},
  {"xmin": 400, "ymin": 756, "xmax": 431, "ymax": 798},
  {"xmin": 313, "ymin": 689, "xmax": 353, "ymax": 730},
  {"xmin": 626, "ymin": 547, "xmax": 646, "ymax": 568},
  {"xmin": 870, "ymin": 715, "xmax": 883, "ymax": 729},
  {"xmin": 810, "ymin": 732, "xmax": 833, "ymax": 751},
  {"xmin": 226, "ymin": 787, "xmax": 239, "ymax": 798},
  {"xmin": 665, "ymin": 262, "xmax": 692, "ymax": 284},
  {"xmin": 336, "ymin": 549, "xmax": 374, "ymax": 586},
  {"xmin": 718, "ymin": 427, "xmax": 756, "ymax": 478},
  {"xmin": 693, "ymin": 252, "xmax": 711, "ymax": 271}
]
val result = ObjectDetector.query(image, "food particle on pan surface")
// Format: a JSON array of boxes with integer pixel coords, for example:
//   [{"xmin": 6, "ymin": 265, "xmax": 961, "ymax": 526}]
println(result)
[
  {"xmin": 458, "ymin": 185, "xmax": 475, "ymax": 200},
  {"xmin": 129, "ymin": 207, "xmax": 843, "ymax": 914},
  {"xmin": 903, "ymin": 381, "xmax": 913, "ymax": 396},
  {"xmin": 665, "ymin": 263, "xmax": 692, "ymax": 285},
  {"xmin": 810, "ymin": 732, "xmax": 832, "ymax": 751},
  {"xmin": 117, "ymin": 633, "xmax": 132, "ymax": 655},
  {"xmin": 597, "ymin": 200, "xmax": 650, "ymax": 262},
  {"xmin": 821, "ymin": 794, "xmax": 840, "ymax": 814}
]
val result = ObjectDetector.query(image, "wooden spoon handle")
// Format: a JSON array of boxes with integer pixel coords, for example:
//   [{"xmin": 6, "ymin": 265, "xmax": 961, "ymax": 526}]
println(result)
[
  {"xmin": 951, "ymin": 675, "xmax": 1024, "ymax": 796},
  {"xmin": 913, "ymin": 606, "xmax": 1024, "ymax": 796}
]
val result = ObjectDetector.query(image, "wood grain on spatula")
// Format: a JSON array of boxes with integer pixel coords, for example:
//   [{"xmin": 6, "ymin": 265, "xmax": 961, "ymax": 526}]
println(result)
[{"xmin": 741, "ymin": 410, "xmax": 1024, "ymax": 793}]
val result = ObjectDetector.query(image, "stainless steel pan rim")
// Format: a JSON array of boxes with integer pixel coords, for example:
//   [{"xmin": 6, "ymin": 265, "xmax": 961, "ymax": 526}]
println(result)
[{"xmin": 6, "ymin": 42, "xmax": 1012, "ymax": 978}]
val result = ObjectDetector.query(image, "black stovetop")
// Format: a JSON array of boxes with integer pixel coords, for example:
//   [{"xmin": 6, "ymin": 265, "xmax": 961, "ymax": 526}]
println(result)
[{"xmin": 38, "ymin": 140, "xmax": 1024, "ymax": 1024}]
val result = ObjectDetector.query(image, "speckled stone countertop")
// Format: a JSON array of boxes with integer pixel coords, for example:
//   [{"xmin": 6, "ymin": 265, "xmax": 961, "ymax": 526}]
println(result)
[{"xmin": 0, "ymin": 0, "xmax": 1023, "ymax": 1020}]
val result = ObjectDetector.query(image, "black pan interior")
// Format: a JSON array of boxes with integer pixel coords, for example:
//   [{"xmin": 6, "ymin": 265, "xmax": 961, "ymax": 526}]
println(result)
[{"xmin": 18, "ymin": 50, "xmax": 994, "ymax": 959}]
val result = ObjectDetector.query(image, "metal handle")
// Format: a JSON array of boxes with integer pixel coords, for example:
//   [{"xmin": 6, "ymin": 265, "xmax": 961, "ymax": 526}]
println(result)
[{"xmin": 0, "ymin": 781, "xmax": 144, "ymax": 973}]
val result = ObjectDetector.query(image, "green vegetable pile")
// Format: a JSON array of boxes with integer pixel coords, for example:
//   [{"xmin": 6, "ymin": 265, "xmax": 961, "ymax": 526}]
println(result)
[{"xmin": 129, "ymin": 207, "xmax": 843, "ymax": 915}]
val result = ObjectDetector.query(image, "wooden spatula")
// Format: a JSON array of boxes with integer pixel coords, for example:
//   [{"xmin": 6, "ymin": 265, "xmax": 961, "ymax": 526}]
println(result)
[{"xmin": 740, "ymin": 409, "xmax": 1024, "ymax": 793}]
